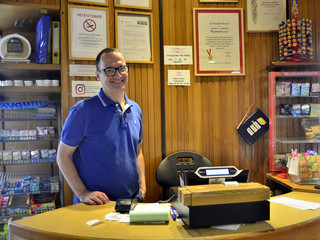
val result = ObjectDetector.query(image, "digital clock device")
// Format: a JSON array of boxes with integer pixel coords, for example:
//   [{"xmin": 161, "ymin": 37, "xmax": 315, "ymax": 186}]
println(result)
[{"xmin": 0, "ymin": 33, "xmax": 31, "ymax": 60}]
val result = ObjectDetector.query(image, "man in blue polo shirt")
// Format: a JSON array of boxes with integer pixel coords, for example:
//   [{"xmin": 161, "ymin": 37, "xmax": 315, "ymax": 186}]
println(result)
[{"xmin": 57, "ymin": 48, "xmax": 146, "ymax": 205}]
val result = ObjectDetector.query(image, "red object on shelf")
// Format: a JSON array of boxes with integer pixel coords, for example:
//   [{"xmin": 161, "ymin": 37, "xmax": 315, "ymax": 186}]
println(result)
[{"xmin": 276, "ymin": 172, "xmax": 288, "ymax": 179}]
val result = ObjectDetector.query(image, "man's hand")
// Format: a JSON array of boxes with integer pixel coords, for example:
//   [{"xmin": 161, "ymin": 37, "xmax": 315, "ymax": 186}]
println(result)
[
  {"xmin": 79, "ymin": 190, "xmax": 109, "ymax": 205},
  {"xmin": 140, "ymin": 187, "xmax": 146, "ymax": 200}
]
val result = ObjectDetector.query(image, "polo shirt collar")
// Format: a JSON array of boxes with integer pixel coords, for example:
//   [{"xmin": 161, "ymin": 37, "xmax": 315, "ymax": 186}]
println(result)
[{"xmin": 97, "ymin": 88, "xmax": 132, "ymax": 107}]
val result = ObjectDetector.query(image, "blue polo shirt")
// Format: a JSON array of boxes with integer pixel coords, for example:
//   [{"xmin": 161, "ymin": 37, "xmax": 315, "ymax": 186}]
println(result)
[{"xmin": 61, "ymin": 89, "xmax": 143, "ymax": 203}]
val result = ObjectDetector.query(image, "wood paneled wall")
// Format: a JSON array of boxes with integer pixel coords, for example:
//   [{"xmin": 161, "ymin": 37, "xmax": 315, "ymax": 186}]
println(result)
[
  {"xmin": 161, "ymin": 0, "xmax": 320, "ymax": 202},
  {"xmin": 60, "ymin": 0, "xmax": 163, "ymax": 204},
  {"xmin": 5, "ymin": 0, "xmax": 319, "ymax": 204}
]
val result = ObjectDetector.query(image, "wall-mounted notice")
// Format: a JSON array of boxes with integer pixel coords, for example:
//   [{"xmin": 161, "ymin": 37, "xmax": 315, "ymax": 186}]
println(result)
[
  {"xmin": 69, "ymin": 64, "xmax": 97, "ymax": 77},
  {"xmin": 116, "ymin": 11, "xmax": 153, "ymax": 63},
  {"xmin": 168, "ymin": 70, "xmax": 190, "ymax": 86},
  {"xmin": 69, "ymin": 5, "xmax": 108, "ymax": 60},
  {"xmin": 72, "ymin": 81, "xmax": 102, "ymax": 97},
  {"xmin": 164, "ymin": 46, "xmax": 193, "ymax": 65}
]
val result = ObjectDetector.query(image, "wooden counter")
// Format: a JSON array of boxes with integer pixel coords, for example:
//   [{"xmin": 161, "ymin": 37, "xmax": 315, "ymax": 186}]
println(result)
[
  {"xmin": 9, "ymin": 191, "xmax": 320, "ymax": 240},
  {"xmin": 266, "ymin": 173, "xmax": 320, "ymax": 194}
]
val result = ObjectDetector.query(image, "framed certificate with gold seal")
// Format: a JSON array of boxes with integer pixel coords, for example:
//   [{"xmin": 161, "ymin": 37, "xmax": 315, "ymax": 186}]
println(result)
[{"xmin": 193, "ymin": 8, "xmax": 245, "ymax": 76}]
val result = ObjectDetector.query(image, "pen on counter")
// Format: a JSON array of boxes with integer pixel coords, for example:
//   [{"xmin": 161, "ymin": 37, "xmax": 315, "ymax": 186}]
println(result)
[
  {"xmin": 171, "ymin": 206, "xmax": 180, "ymax": 219},
  {"xmin": 170, "ymin": 207, "xmax": 176, "ymax": 221}
]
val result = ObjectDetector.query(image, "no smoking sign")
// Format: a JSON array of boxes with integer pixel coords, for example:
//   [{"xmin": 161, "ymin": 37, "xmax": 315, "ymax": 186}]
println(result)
[{"xmin": 83, "ymin": 19, "xmax": 96, "ymax": 32}]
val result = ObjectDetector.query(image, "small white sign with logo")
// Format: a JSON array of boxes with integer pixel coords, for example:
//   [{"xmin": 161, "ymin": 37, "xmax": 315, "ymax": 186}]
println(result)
[
  {"xmin": 164, "ymin": 46, "xmax": 193, "ymax": 65},
  {"xmin": 72, "ymin": 81, "xmax": 102, "ymax": 97},
  {"xmin": 168, "ymin": 70, "xmax": 190, "ymax": 86}
]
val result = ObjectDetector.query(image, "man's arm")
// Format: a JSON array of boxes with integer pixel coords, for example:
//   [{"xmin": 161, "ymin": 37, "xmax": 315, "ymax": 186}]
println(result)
[
  {"xmin": 57, "ymin": 141, "xmax": 109, "ymax": 204},
  {"xmin": 136, "ymin": 143, "xmax": 146, "ymax": 199}
]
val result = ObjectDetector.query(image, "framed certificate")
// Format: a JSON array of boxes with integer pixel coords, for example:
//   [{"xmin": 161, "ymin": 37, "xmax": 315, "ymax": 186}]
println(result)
[
  {"xmin": 115, "ymin": 10, "xmax": 153, "ymax": 63},
  {"xmin": 193, "ymin": 8, "xmax": 245, "ymax": 76},
  {"xmin": 246, "ymin": 0, "xmax": 286, "ymax": 32},
  {"xmin": 68, "ymin": 0, "xmax": 108, "ymax": 6},
  {"xmin": 114, "ymin": 0, "xmax": 152, "ymax": 10},
  {"xmin": 68, "ymin": 5, "xmax": 108, "ymax": 60}
]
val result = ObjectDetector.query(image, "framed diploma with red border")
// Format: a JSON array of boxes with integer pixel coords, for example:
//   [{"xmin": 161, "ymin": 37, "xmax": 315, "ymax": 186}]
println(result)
[{"xmin": 193, "ymin": 8, "xmax": 245, "ymax": 76}]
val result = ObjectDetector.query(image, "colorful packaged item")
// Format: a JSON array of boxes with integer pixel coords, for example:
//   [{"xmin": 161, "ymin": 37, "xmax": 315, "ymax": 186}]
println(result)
[
  {"xmin": 310, "ymin": 104, "xmax": 320, "ymax": 117},
  {"xmin": 300, "ymin": 83, "xmax": 310, "ymax": 96},
  {"xmin": 289, "ymin": 104, "xmax": 301, "ymax": 116},
  {"xmin": 301, "ymin": 104, "xmax": 310, "ymax": 115},
  {"xmin": 276, "ymin": 82, "xmax": 291, "ymax": 96},
  {"xmin": 291, "ymin": 83, "xmax": 301, "ymax": 96}
]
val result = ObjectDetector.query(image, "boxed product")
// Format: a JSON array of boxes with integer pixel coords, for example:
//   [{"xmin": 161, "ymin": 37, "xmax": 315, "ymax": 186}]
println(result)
[
  {"xmin": 12, "ymin": 151, "xmax": 21, "ymax": 163},
  {"xmin": 11, "ymin": 129, "xmax": 20, "ymax": 141},
  {"xmin": 276, "ymin": 82, "xmax": 291, "ymax": 96},
  {"xmin": 21, "ymin": 175, "xmax": 32, "ymax": 193},
  {"xmin": 40, "ymin": 149, "xmax": 49, "ymax": 159},
  {"xmin": 310, "ymin": 104, "xmax": 320, "ymax": 117},
  {"xmin": 291, "ymin": 83, "xmax": 301, "ymax": 96},
  {"xmin": 6, "ymin": 195, "xmax": 31, "ymax": 216},
  {"xmin": 2, "ymin": 178, "xmax": 23, "ymax": 196},
  {"xmin": 311, "ymin": 83, "xmax": 320, "ymax": 96},
  {"xmin": 47, "ymin": 126, "xmax": 55, "ymax": 138},
  {"xmin": 30, "ymin": 150, "xmax": 40, "ymax": 162},
  {"xmin": 301, "ymin": 83, "xmax": 310, "ymax": 96},
  {"xmin": 48, "ymin": 149, "xmax": 57, "ymax": 159},
  {"xmin": 0, "ymin": 197, "xmax": 9, "ymax": 216},
  {"xmin": 30, "ymin": 193, "xmax": 56, "ymax": 214},
  {"xmin": 30, "ymin": 177, "xmax": 40, "ymax": 193},
  {"xmin": 21, "ymin": 150, "xmax": 31, "ymax": 162},
  {"xmin": 2, "ymin": 130, "xmax": 11, "ymax": 141},
  {"xmin": 289, "ymin": 104, "xmax": 301, "ymax": 116},
  {"xmin": 50, "ymin": 176, "xmax": 59, "ymax": 193},
  {"xmin": 2, "ymin": 151, "xmax": 12, "ymax": 164},
  {"xmin": 19, "ymin": 130, "xmax": 29, "ymax": 140},
  {"xmin": 301, "ymin": 104, "xmax": 310, "ymax": 115},
  {"xmin": 36, "ymin": 126, "xmax": 48, "ymax": 139},
  {"xmin": 28, "ymin": 130, "xmax": 37, "ymax": 140}
]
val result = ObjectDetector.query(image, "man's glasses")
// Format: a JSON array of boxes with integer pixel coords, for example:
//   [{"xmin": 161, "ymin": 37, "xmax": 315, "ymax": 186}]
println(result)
[{"xmin": 99, "ymin": 65, "xmax": 129, "ymax": 76}]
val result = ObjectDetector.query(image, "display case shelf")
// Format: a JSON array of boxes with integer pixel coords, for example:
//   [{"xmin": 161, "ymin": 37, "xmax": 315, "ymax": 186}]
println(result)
[
  {"xmin": 0, "ymin": 63, "xmax": 60, "ymax": 71},
  {"xmin": 276, "ymin": 95, "xmax": 319, "ymax": 98},
  {"xmin": 275, "ymin": 138, "xmax": 320, "ymax": 144},
  {"xmin": 0, "ymin": 87, "xmax": 61, "ymax": 98},
  {"xmin": 268, "ymin": 68, "xmax": 320, "ymax": 172},
  {"xmin": 277, "ymin": 115, "xmax": 320, "ymax": 119}
]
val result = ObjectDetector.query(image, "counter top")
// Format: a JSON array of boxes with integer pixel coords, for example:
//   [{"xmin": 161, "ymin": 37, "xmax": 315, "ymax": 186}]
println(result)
[{"xmin": 9, "ymin": 191, "xmax": 320, "ymax": 240}]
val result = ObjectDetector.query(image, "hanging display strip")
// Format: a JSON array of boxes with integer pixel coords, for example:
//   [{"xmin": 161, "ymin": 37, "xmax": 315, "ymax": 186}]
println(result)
[{"xmin": 0, "ymin": 101, "xmax": 56, "ymax": 110}]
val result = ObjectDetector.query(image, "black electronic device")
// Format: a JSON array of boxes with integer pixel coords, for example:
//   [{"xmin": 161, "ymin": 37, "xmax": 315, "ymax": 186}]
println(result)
[
  {"xmin": 195, "ymin": 166, "xmax": 240, "ymax": 178},
  {"xmin": 172, "ymin": 199, "xmax": 270, "ymax": 228},
  {"xmin": 186, "ymin": 166, "xmax": 250, "ymax": 185},
  {"xmin": 115, "ymin": 199, "xmax": 137, "ymax": 213},
  {"xmin": 315, "ymin": 185, "xmax": 320, "ymax": 190}
]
